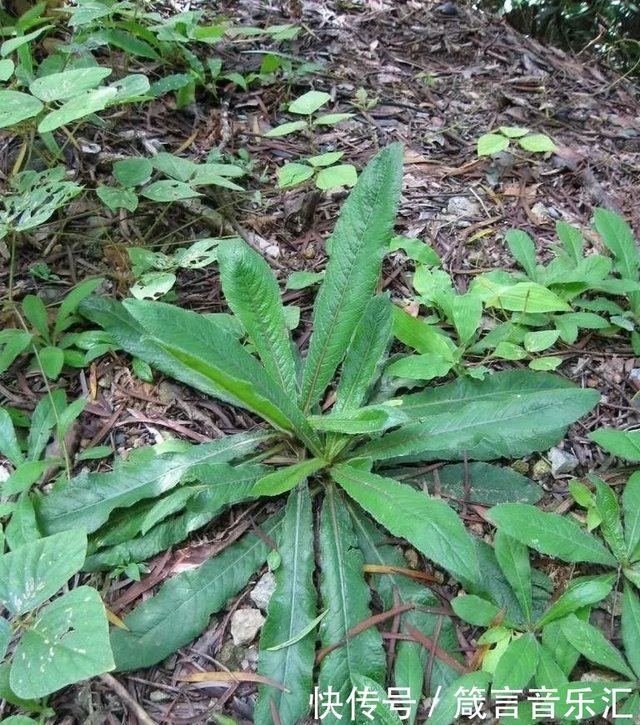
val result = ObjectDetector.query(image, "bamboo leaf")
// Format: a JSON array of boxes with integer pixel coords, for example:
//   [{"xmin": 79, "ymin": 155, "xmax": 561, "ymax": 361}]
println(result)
[
  {"xmin": 300, "ymin": 144, "xmax": 403, "ymax": 412},
  {"xmin": 255, "ymin": 485, "xmax": 317, "ymax": 725},
  {"xmin": 218, "ymin": 239, "xmax": 298, "ymax": 400}
]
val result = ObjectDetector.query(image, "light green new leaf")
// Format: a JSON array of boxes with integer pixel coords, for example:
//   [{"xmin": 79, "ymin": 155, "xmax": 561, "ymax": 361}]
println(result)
[
  {"xmin": 332, "ymin": 465, "xmax": 479, "ymax": 585},
  {"xmin": 10, "ymin": 587, "xmax": 114, "ymax": 699},
  {"xmin": 0, "ymin": 91, "xmax": 43, "ymax": 129},
  {"xmin": 54, "ymin": 278, "xmax": 104, "ymax": 337},
  {"xmin": 300, "ymin": 143, "xmax": 403, "ymax": 412},
  {"xmin": 79, "ymin": 298, "xmax": 318, "ymax": 449},
  {"xmin": 593, "ymin": 208, "xmax": 639, "ymax": 284},
  {"xmin": 624, "ymin": 472, "xmax": 640, "ymax": 559},
  {"xmin": 38, "ymin": 87, "xmax": 117, "ymax": 133},
  {"xmin": 591, "ymin": 476, "xmax": 626, "ymax": 562},
  {"xmin": 560, "ymin": 614, "xmax": 634, "ymax": 679},
  {"xmin": 355, "ymin": 385, "xmax": 598, "ymax": 462},
  {"xmin": 451, "ymin": 293, "xmax": 482, "ymax": 344},
  {"xmin": 477, "ymin": 133, "xmax": 509, "ymax": 156},
  {"xmin": 253, "ymin": 458, "xmax": 324, "ymax": 497},
  {"xmin": 488, "ymin": 505, "xmax": 616, "ymax": 567},
  {"xmin": 22, "ymin": 295, "xmax": 49, "ymax": 339},
  {"xmin": 141, "ymin": 180, "xmax": 202, "ymax": 201},
  {"xmin": 277, "ymin": 162, "xmax": 314, "ymax": 188},
  {"xmin": 0, "ymin": 529, "xmax": 87, "ymax": 615},
  {"xmin": 265, "ymin": 120, "xmax": 307, "ymax": 137},
  {"xmin": 537, "ymin": 574, "xmax": 615, "ymax": 627},
  {"xmin": 255, "ymin": 485, "xmax": 317, "ymax": 725},
  {"xmin": 492, "ymin": 633, "xmax": 538, "ymax": 690},
  {"xmin": 0, "ymin": 408, "xmax": 23, "ymax": 466},
  {"xmin": 506, "ymin": 229, "xmax": 537, "ymax": 279},
  {"xmin": 113, "ymin": 157, "xmax": 153, "ymax": 187},
  {"xmin": 315, "ymin": 164, "xmax": 357, "ymax": 190},
  {"xmin": 37, "ymin": 432, "xmax": 269, "ymax": 534},
  {"xmin": 332, "ymin": 295, "xmax": 392, "ymax": 416},
  {"xmin": 518, "ymin": 134, "xmax": 557, "ymax": 153},
  {"xmin": 317, "ymin": 486, "xmax": 385, "ymax": 723},
  {"xmin": 111, "ymin": 513, "xmax": 281, "ymax": 670},
  {"xmin": 312, "ymin": 112, "xmax": 354, "ymax": 126},
  {"xmin": 494, "ymin": 529, "xmax": 532, "ymax": 622},
  {"xmin": 289, "ymin": 90, "xmax": 330, "ymax": 114},
  {"xmin": 218, "ymin": 239, "xmax": 297, "ymax": 400},
  {"xmin": 29, "ymin": 67, "xmax": 112, "ymax": 102},
  {"xmin": 473, "ymin": 278, "xmax": 570, "ymax": 313},
  {"xmin": 97, "ymin": 185, "xmax": 138, "ymax": 212},
  {"xmin": 622, "ymin": 583, "xmax": 640, "ymax": 678},
  {"xmin": 590, "ymin": 428, "xmax": 640, "ymax": 462},
  {"xmin": 309, "ymin": 404, "xmax": 407, "ymax": 434}
]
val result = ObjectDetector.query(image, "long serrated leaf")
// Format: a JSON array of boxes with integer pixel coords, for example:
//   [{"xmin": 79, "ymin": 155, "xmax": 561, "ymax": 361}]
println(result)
[
  {"xmin": 253, "ymin": 458, "xmax": 324, "ymax": 497},
  {"xmin": 255, "ymin": 485, "xmax": 317, "ymax": 725},
  {"xmin": 37, "ymin": 432, "xmax": 269, "ymax": 534},
  {"xmin": 218, "ymin": 239, "xmax": 298, "ymax": 400},
  {"xmin": 492, "ymin": 633, "xmax": 538, "ymax": 690},
  {"xmin": 300, "ymin": 144, "xmax": 403, "ymax": 412},
  {"xmin": 494, "ymin": 529, "xmax": 533, "ymax": 623},
  {"xmin": 333, "ymin": 465, "xmax": 479, "ymax": 586},
  {"xmin": 79, "ymin": 298, "xmax": 320, "ymax": 451},
  {"xmin": 591, "ymin": 476, "xmax": 626, "ymax": 562},
  {"xmin": 593, "ymin": 208, "xmax": 639, "ymax": 283},
  {"xmin": 334, "ymin": 294, "xmax": 392, "ymax": 413},
  {"xmin": 111, "ymin": 512, "xmax": 282, "ymax": 670},
  {"xmin": 488, "ymin": 505, "xmax": 617, "ymax": 567},
  {"xmin": 355, "ymin": 386, "xmax": 598, "ymax": 463},
  {"xmin": 560, "ymin": 614, "xmax": 634, "ymax": 679},
  {"xmin": 317, "ymin": 485, "xmax": 385, "ymax": 723}
]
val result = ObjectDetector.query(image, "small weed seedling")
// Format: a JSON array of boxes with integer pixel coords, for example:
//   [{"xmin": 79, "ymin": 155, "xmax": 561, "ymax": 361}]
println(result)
[{"xmin": 477, "ymin": 126, "xmax": 557, "ymax": 157}]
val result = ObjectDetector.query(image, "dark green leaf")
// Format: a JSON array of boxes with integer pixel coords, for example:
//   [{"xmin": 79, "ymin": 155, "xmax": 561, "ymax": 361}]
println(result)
[
  {"xmin": 537, "ymin": 575, "xmax": 615, "ymax": 627},
  {"xmin": 317, "ymin": 486, "xmax": 385, "ymax": 722},
  {"xmin": 624, "ymin": 472, "xmax": 640, "ymax": 559},
  {"xmin": 488, "ymin": 505, "xmax": 616, "ymax": 567},
  {"xmin": 22, "ymin": 295, "xmax": 49, "ymax": 338},
  {"xmin": 506, "ymin": 230, "xmax": 537, "ymax": 279},
  {"xmin": 591, "ymin": 476, "xmax": 626, "ymax": 562},
  {"xmin": 111, "ymin": 513, "xmax": 281, "ymax": 670},
  {"xmin": 218, "ymin": 239, "xmax": 298, "ymax": 400},
  {"xmin": 300, "ymin": 144, "xmax": 403, "ymax": 412},
  {"xmin": 332, "ymin": 465, "xmax": 479, "ymax": 585},
  {"xmin": 492, "ymin": 633, "xmax": 538, "ymax": 690},
  {"xmin": 590, "ymin": 429, "xmax": 640, "ymax": 462},
  {"xmin": 37, "ymin": 432, "xmax": 269, "ymax": 534},
  {"xmin": 255, "ymin": 485, "xmax": 317, "ymax": 725},
  {"xmin": 452, "ymin": 594, "xmax": 501, "ymax": 626},
  {"xmin": 621, "ymin": 583, "xmax": 640, "ymax": 678},
  {"xmin": 0, "ymin": 408, "xmax": 23, "ymax": 466},
  {"xmin": 494, "ymin": 529, "xmax": 533, "ymax": 622}
]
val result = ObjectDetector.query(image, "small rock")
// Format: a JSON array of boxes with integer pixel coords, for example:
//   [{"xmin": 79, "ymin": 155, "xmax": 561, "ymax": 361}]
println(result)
[
  {"xmin": 242, "ymin": 646, "xmax": 259, "ymax": 670},
  {"xmin": 531, "ymin": 458, "xmax": 551, "ymax": 481},
  {"xmin": 549, "ymin": 447, "xmax": 579, "ymax": 477},
  {"xmin": 216, "ymin": 641, "xmax": 245, "ymax": 670},
  {"xmin": 149, "ymin": 689, "xmax": 171, "ymax": 702},
  {"xmin": 436, "ymin": 1, "xmax": 458, "ymax": 15},
  {"xmin": 629, "ymin": 368, "xmax": 640, "ymax": 391},
  {"xmin": 250, "ymin": 572, "xmax": 277, "ymax": 611},
  {"xmin": 230, "ymin": 608, "xmax": 265, "ymax": 646}
]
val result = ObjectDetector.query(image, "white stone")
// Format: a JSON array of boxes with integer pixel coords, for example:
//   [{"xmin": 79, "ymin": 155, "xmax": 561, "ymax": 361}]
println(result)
[
  {"xmin": 549, "ymin": 447, "xmax": 579, "ymax": 477},
  {"xmin": 250, "ymin": 572, "xmax": 277, "ymax": 611},
  {"xmin": 230, "ymin": 608, "xmax": 265, "ymax": 646}
]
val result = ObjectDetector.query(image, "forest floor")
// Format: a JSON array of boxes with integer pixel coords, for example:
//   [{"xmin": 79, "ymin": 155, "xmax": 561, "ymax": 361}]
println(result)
[{"xmin": 2, "ymin": 0, "xmax": 640, "ymax": 722}]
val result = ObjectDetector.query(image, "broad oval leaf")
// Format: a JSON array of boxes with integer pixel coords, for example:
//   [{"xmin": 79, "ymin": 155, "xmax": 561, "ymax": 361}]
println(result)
[
  {"xmin": 29, "ymin": 67, "xmax": 112, "ymax": 102},
  {"xmin": 488, "ymin": 505, "xmax": 616, "ymax": 567},
  {"xmin": 0, "ymin": 529, "xmax": 87, "ymax": 615},
  {"xmin": 255, "ymin": 485, "xmax": 317, "ymax": 725},
  {"xmin": 10, "ymin": 586, "xmax": 114, "ymax": 698},
  {"xmin": 37, "ymin": 87, "xmax": 117, "ymax": 133},
  {"xmin": 289, "ymin": 90, "xmax": 330, "ymax": 114},
  {"xmin": 300, "ymin": 143, "xmax": 403, "ymax": 412},
  {"xmin": 0, "ymin": 91, "xmax": 43, "ymax": 129},
  {"xmin": 477, "ymin": 133, "xmax": 510, "ymax": 156},
  {"xmin": 332, "ymin": 465, "xmax": 480, "ymax": 586}
]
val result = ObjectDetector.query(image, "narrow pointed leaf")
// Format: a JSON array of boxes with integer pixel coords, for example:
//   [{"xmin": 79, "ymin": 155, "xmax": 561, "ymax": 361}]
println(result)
[
  {"xmin": 494, "ymin": 529, "xmax": 533, "ymax": 622},
  {"xmin": 560, "ymin": 614, "xmax": 635, "ymax": 679},
  {"xmin": 537, "ymin": 575, "xmax": 615, "ymax": 628},
  {"xmin": 308, "ymin": 404, "xmax": 407, "ymax": 434},
  {"xmin": 218, "ymin": 239, "xmax": 298, "ymax": 400},
  {"xmin": 37, "ymin": 432, "xmax": 269, "ymax": 534},
  {"xmin": 300, "ymin": 144, "xmax": 403, "ymax": 412},
  {"xmin": 333, "ymin": 465, "xmax": 479, "ymax": 585},
  {"xmin": 492, "ymin": 633, "xmax": 538, "ymax": 690},
  {"xmin": 0, "ymin": 408, "xmax": 23, "ymax": 466},
  {"xmin": 255, "ymin": 485, "xmax": 317, "ymax": 725},
  {"xmin": 488, "ymin": 505, "xmax": 617, "ymax": 567},
  {"xmin": 111, "ymin": 513, "xmax": 282, "ymax": 670},
  {"xmin": 623, "ymin": 472, "xmax": 640, "ymax": 559},
  {"xmin": 317, "ymin": 486, "xmax": 385, "ymax": 722},
  {"xmin": 253, "ymin": 458, "xmax": 324, "ymax": 497},
  {"xmin": 79, "ymin": 297, "xmax": 319, "ymax": 450},
  {"xmin": 591, "ymin": 476, "xmax": 626, "ymax": 562}
]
